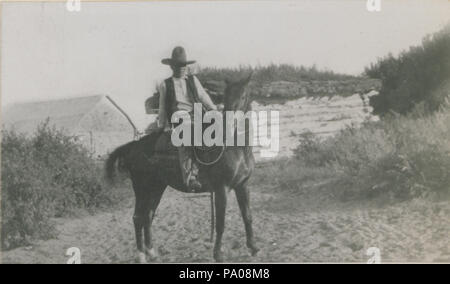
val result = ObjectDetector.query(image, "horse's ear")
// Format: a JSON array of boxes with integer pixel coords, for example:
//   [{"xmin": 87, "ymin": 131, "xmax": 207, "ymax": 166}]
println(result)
[{"xmin": 247, "ymin": 91, "xmax": 255, "ymax": 103}]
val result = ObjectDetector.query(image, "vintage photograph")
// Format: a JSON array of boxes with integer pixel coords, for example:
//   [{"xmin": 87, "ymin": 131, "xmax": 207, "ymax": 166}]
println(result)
[{"xmin": 1, "ymin": 0, "xmax": 449, "ymax": 264}]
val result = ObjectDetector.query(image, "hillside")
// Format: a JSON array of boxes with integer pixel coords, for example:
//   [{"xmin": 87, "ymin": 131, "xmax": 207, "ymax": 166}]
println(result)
[{"xmin": 197, "ymin": 65, "xmax": 381, "ymax": 103}]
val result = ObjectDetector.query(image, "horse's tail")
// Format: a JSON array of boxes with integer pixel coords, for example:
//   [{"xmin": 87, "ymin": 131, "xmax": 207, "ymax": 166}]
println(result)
[{"xmin": 105, "ymin": 141, "xmax": 135, "ymax": 185}]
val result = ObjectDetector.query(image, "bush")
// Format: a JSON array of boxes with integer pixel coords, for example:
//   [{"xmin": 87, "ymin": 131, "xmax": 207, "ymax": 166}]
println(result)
[
  {"xmin": 1, "ymin": 130, "xmax": 57, "ymax": 248},
  {"xmin": 288, "ymin": 107, "xmax": 450, "ymax": 202},
  {"xmin": 1, "ymin": 121, "xmax": 120, "ymax": 250},
  {"xmin": 365, "ymin": 24, "xmax": 450, "ymax": 116}
]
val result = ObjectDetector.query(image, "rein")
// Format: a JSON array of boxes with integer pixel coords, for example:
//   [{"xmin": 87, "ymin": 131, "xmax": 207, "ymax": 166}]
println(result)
[
  {"xmin": 194, "ymin": 145, "xmax": 225, "ymax": 166},
  {"xmin": 193, "ymin": 109, "xmax": 227, "ymax": 166},
  {"xmin": 192, "ymin": 106, "xmax": 252, "ymax": 166}
]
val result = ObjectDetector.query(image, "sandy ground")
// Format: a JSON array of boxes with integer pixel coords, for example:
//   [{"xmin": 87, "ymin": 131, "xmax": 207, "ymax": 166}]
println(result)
[{"xmin": 2, "ymin": 183, "xmax": 449, "ymax": 264}]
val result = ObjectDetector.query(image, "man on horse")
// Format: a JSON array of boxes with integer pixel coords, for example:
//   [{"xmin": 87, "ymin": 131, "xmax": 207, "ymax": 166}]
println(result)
[{"xmin": 157, "ymin": 46, "xmax": 217, "ymax": 192}]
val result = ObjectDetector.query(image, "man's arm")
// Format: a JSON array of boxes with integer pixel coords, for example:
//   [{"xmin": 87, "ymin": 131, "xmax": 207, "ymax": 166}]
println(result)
[
  {"xmin": 157, "ymin": 82, "xmax": 168, "ymax": 129},
  {"xmin": 193, "ymin": 76, "xmax": 217, "ymax": 111}
]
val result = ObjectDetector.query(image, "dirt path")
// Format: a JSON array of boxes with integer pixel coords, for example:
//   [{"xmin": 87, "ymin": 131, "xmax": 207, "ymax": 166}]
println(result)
[{"xmin": 2, "ymin": 184, "xmax": 449, "ymax": 263}]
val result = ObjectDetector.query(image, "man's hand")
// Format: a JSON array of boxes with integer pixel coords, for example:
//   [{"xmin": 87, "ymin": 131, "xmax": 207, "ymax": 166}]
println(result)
[
  {"xmin": 217, "ymin": 104, "xmax": 224, "ymax": 111},
  {"xmin": 153, "ymin": 126, "xmax": 164, "ymax": 134}
]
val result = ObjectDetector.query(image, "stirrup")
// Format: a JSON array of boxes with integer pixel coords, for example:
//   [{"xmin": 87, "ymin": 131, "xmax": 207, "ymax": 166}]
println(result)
[{"xmin": 187, "ymin": 175, "xmax": 202, "ymax": 192}]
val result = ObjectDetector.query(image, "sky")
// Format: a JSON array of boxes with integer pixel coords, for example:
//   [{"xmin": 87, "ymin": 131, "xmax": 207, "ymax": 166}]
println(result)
[{"xmin": 1, "ymin": 0, "xmax": 449, "ymax": 129}]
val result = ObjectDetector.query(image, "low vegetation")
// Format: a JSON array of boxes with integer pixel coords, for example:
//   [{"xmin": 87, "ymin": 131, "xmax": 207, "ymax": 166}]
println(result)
[
  {"xmin": 1, "ymin": 121, "xmax": 126, "ymax": 250},
  {"xmin": 197, "ymin": 64, "xmax": 356, "ymax": 87}
]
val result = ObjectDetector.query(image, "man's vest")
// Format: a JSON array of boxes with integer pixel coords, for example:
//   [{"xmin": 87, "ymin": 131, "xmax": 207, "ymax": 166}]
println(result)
[{"xmin": 164, "ymin": 75, "xmax": 203, "ymax": 125}]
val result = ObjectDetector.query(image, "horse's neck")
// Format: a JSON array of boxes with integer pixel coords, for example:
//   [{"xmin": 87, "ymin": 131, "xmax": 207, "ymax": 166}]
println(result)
[
  {"xmin": 221, "ymin": 110, "xmax": 253, "ymax": 149},
  {"xmin": 222, "ymin": 108, "xmax": 254, "ymax": 162}
]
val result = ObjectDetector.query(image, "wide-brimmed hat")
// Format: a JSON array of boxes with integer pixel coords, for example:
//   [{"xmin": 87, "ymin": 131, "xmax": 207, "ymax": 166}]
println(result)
[{"xmin": 161, "ymin": 46, "xmax": 196, "ymax": 67}]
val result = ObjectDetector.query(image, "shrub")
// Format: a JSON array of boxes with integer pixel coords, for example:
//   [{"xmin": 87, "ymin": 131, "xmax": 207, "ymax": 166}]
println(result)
[
  {"xmin": 365, "ymin": 24, "xmax": 450, "ymax": 116},
  {"xmin": 1, "ymin": 121, "xmax": 121, "ymax": 250},
  {"xmin": 286, "ymin": 107, "xmax": 450, "ymax": 202},
  {"xmin": 1, "ymin": 130, "xmax": 57, "ymax": 248}
]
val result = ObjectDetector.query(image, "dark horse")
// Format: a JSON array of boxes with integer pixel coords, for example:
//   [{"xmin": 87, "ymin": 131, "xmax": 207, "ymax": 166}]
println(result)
[{"xmin": 105, "ymin": 74, "xmax": 259, "ymax": 263}]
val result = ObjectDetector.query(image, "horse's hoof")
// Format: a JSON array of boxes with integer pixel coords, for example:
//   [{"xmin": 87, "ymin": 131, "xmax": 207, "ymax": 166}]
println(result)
[
  {"xmin": 249, "ymin": 246, "xmax": 260, "ymax": 257},
  {"xmin": 213, "ymin": 251, "xmax": 224, "ymax": 263},
  {"xmin": 136, "ymin": 252, "xmax": 147, "ymax": 264},
  {"xmin": 145, "ymin": 247, "xmax": 158, "ymax": 260}
]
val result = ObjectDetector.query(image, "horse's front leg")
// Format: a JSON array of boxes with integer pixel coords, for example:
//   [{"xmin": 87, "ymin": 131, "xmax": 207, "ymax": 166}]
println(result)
[
  {"xmin": 235, "ymin": 185, "xmax": 259, "ymax": 256},
  {"xmin": 213, "ymin": 186, "xmax": 227, "ymax": 262}
]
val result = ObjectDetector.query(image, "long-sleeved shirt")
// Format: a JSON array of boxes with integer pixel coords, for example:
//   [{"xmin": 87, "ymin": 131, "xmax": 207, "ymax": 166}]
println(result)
[{"xmin": 157, "ymin": 75, "xmax": 217, "ymax": 129}]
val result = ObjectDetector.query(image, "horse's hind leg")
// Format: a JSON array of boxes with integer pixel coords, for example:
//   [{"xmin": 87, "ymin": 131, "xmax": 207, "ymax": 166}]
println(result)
[
  {"xmin": 235, "ymin": 185, "xmax": 259, "ymax": 256},
  {"xmin": 133, "ymin": 194, "xmax": 147, "ymax": 263},
  {"xmin": 213, "ymin": 186, "xmax": 227, "ymax": 262},
  {"xmin": 143, "ymin": 184, "xmax": 165, "ymax": 261},
  {"xmin": 133, "ymin": 182, "xmax": 165, "ymax": 263}
]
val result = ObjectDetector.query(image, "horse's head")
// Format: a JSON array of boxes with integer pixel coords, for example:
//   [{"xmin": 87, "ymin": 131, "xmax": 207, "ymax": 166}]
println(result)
[{"xmin": 223, "ymin": 73, "xmax": 253, "ymax": 112}]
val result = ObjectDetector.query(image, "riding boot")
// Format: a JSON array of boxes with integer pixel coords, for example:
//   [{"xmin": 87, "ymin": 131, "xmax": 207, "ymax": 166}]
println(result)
[{"xmin": 178, "ymin": 146, "xmax": 202, "ymax": 192}]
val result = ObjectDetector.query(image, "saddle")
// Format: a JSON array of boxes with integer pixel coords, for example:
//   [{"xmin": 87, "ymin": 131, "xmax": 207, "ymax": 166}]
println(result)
[
  {"xmin": 147, "ymin": 130, "xmax": 215, "ymax": 193},
  {"xmin": 152, "ymin": 129, "xmax": 217, "ymax": 153}
]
